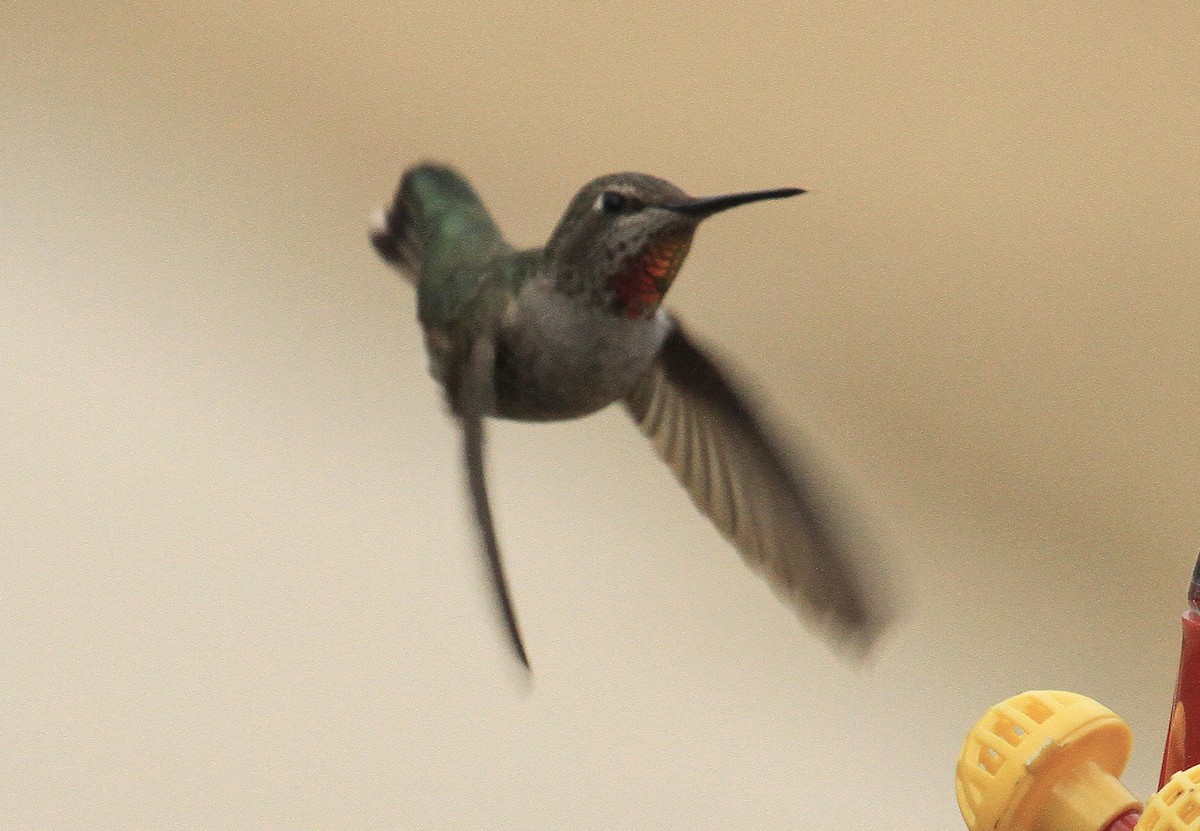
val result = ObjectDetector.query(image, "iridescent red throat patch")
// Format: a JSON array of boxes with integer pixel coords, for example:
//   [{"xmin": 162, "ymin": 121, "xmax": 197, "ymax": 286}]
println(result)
[{"xmin": 610, "ymin": 232, "xmax": 694, "ymax": 319}]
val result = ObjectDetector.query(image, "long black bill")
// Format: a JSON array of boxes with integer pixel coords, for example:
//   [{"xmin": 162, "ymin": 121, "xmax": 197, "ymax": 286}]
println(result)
[{"xmin": 665, "ymin": 187, "xmax": 805, "ymax": 217}]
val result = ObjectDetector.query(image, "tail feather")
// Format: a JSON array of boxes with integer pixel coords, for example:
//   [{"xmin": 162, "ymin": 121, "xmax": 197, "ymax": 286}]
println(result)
[{"xmin": 370, "ymin": 163, "xmax": 507, "ymax": 283}]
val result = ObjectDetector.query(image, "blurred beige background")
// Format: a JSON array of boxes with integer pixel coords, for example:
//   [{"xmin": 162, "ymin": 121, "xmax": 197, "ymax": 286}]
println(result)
[{"xmin": 3, "ymin": 2, "xmax": 1198, "ymax": 828}]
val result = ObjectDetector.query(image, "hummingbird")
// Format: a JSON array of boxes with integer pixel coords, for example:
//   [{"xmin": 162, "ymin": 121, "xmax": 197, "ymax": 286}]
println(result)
[{"xmin": 370, "ymin": 163, "xmax": 881, "ymax": 669}]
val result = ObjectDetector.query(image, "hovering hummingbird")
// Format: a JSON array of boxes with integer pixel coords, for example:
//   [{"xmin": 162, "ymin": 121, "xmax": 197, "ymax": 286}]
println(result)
[{"xmin": 370, "ymin": 163, "xmax": 881, "ymax": 669}]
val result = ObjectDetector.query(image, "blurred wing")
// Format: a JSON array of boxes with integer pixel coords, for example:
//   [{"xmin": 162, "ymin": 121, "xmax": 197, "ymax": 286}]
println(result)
[
  {"xmin": 457, "ymin": 334, "xmax": 530, "ymax": 669},
  {"xmin": 623, "ymin": 319, "xmax": 881, "ymax": 648}
]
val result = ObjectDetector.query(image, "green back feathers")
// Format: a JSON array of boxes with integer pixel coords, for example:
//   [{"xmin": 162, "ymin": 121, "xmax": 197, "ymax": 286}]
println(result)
[
  {"xmin": 375, "ymin": 164, "xmax": 507, "ymax": 275},
  {"xmin": 372, "ymin": 163, "xmax": 513, "ymax": 327}
]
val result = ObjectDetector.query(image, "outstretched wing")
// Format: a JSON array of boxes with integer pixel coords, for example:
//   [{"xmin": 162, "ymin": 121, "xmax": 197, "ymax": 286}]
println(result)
[
  {"xmin": 623, "ymin": 318, "xmax": 882, "ymax": 649},
  {"xmin": 457, "ymin": 333, "xmax": 530, "ymax": 669}
]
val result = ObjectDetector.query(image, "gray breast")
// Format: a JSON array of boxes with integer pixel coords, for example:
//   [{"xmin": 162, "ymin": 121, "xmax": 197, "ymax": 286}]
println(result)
[{"xmin": 493, "ymin": 280, "xmax": 670, "ymax": 421}]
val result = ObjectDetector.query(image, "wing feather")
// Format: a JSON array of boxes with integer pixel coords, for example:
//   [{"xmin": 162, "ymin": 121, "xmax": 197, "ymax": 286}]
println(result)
[
  {"xmin": 458, "ymin": 334, "xmax": 530, "ymax": 669},
  {"xmin": 624, "ymin": 319, "xmax": 883, "ymax": 648}
]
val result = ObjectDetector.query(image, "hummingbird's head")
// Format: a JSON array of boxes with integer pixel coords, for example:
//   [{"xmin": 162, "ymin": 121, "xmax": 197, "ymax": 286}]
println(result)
[{"xmin": 545, "ymin": 172, "xmax": 803, "ymax": 319}]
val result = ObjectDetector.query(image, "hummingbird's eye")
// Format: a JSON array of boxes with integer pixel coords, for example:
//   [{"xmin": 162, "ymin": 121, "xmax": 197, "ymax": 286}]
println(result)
[
  {"xmin": 600, "ymin": 191, "xmax": 626, "ymax": 213},
  {"xmin": 598, "ymin": 191, "xmax": 640, "ymax": 214}
]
